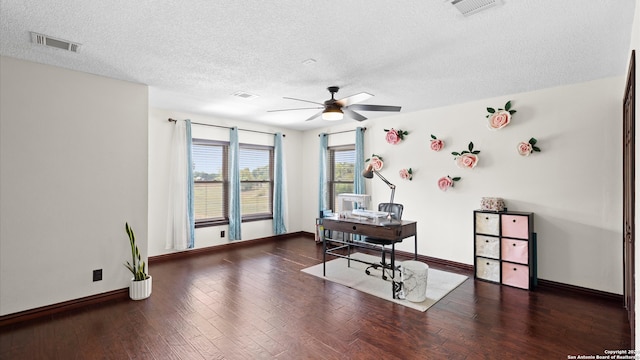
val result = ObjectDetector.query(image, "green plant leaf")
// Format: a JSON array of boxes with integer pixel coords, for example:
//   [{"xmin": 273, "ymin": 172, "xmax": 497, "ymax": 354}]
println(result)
[
  {"xmin": 533, "ymin": 146, "xmax": 541, "ymax": 152},
  {"xmin": 487, "ymin": 107, "xmax": 495, "ymax": 113},
  {"xmin": 468, "ymin": 142, "xmax": 474, "ymax": 151},
  {"xmin": 431, "ymin": 134, "xmax": 436, "ymax": 139},
  {"xmin": 461, "ymin": 150, "xmax": 469, "ymax": 155},
  {"xmin": 403, "ymin": 131, "xmax": 409, "ymax": 135},
  {"xmin": 505, "ymin": 101, "xmax": 512, "ymax": 111},
  {"xmin": 472, "ymin": 150, "xmax": 480, "ymax": 154},
  {"xmin": 452, "ymin": 177, "xmax": 461, "ymax": 181},
  {"xmin": 509, "ymin": 110, "xmax": 517, "ymax": 114},
  {"xmin": 384, "ymin": 129, "xmax": 389, "ymax": 132},
  {"xmin": 529, "ymin": 137, "xmax": 537, "ymax": 145},
  {"xmin": 124, "ymin": 222, "xmax": 148, "ymax": 280},
  {"xmin": 451, "ymin": 152, "xmax": 460, "ymax": 156}
]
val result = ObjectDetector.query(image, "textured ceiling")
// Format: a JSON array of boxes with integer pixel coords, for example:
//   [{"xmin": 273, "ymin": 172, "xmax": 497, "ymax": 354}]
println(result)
[{"xmin": 0, "ymin": 0, "xmax": 636, "ymax": 131}]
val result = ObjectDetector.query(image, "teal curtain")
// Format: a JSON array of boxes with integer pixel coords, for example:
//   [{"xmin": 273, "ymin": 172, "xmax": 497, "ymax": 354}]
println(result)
[
  {"xmin": 318, "ymin": 133, "xmax": 328, "ymax": 217},
  {"xmin": 273, "ymin": 132, "xmax": 287, "ymax": 235},
  {"xmin": 353, "ymin": 127, "xmax": 366, "ymax": 240},
  {"xmin": 353, "ymin": 127, "xmax": 366, "ymax": 202},
  {"xmin": 228, "ymin": 127, "xmax": 242, "ymax": 240},
  {"xmin": 185, "ymin": 120, "xmax": 195, "ymax": 248}
]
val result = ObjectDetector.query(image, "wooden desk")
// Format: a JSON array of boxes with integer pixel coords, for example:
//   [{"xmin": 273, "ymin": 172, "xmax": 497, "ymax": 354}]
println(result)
[{"xmin": 320, "ymin": 216, "xmax": 417, "ymax": 298}]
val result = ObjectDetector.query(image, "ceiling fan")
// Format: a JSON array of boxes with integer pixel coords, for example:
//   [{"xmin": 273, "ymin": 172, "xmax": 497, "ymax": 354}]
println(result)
[{"xmin": 268, "ymin": 86, "xmax": 401, "ymax": 122}]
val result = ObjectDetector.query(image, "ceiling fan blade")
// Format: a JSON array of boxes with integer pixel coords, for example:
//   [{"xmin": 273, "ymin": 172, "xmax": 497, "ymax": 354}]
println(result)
[
  {"xmin": 348, "ymin": 104, "xmax": 401, "ymax": 112},
  {"xmin": 343, "ymin": 108, "xmax": 367, "ymax": 122},
  {"xmin": 335, "ymin": 92, "xmax": 373, "ymax": 107},
  {"xmin": 283, "ymin": 97, "xmax": 324, "ymax": 106},
  {"xmin": 267, "ymin": 107, "xmax": 323, "ymax": 113},
  {"xmin": 305, "ymin": 111, "xmax": 323, "ymax": 121}
]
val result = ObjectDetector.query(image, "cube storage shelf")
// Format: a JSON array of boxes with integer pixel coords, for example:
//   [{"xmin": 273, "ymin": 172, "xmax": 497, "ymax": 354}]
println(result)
[{"xmin": 474, "ymin": 210, "xmax": 537, "ymax": 290}]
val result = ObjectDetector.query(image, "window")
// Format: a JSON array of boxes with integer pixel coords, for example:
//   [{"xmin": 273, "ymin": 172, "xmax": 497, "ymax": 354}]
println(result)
[
  {"xmin": 192, "ymin": 139, "xmax": 273, "ymax": 227},
  {"xmin": 239, "ymin": 145, "xmax": 273, "ymax": 220},
  {"xmin": 328, "ymin": 145, "xmax": 355, "ymax": 211},
  {"xmin": 193, "ymin": 140, "xmax": 227, "ymax": 226}
]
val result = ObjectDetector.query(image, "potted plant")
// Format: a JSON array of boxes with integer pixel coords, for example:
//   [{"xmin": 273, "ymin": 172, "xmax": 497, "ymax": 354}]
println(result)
[{"xmin": 124, "ymin": 222, "xmax": 152, "ymax": 300}]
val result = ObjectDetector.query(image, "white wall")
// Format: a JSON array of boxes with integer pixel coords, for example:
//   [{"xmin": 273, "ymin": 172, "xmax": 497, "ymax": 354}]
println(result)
[
  {"xmin": 302, "ymin": 77, "xmax": 623, "ymax": 294},
  {"xmin": 148, "ymin": 108, "xmax": 303, "ymax": 257},
  {"xmin": 0, "ymin": 56, "xmax": 148, "ymax": 316}
]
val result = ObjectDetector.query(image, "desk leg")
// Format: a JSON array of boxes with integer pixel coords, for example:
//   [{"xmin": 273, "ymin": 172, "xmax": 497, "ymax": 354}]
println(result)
[
  {"xmin": 345, "ymin": 232, "xmax": 351, "ymax": 268},
  {"xmin": 391, "ymin": 243, "xmax": 396, "ymax": 299},
  {"xmin": 323, "ymin": 234, "xmax": 326, "ymax": 277},
  {"xmin": 414, "ymin": 234, "xmax": 418, "ymax": 260}
]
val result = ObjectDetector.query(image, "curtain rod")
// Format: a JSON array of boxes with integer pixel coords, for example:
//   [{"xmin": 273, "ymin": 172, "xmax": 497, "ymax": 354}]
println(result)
[
  {"xmin": 318, "ymin": 127, "xmax": 366, "ymax": 137},
  {"xmin": 168, "ymin": 118, "xmax": 285, "ymax": 137}
]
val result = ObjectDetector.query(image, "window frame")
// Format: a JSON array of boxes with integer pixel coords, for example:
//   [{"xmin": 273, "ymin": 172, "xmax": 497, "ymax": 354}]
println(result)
[
  {"xmin": 192, "ymin": 138, "xmax": 274, "ymax": 228},
  {"xmin": 193, "ymin": 139, "xmax": 229, "ymax": 228},
  {"xmin": 238, "ymin": 143, "xmax": 274, "ymax": 222},
  {"xmin": 328, "ymin": 144, "xmax": 356, "ymax": 212}
]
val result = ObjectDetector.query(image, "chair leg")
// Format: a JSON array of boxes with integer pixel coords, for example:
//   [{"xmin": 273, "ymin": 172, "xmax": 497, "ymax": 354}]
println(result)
[{"xmin": 365, "ymin": 246, "xmax": 389, "ymax": 279}]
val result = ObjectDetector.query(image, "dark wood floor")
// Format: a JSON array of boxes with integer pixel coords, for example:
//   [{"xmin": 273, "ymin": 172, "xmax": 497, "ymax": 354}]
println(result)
[{"xmin": 0, "ymin": 235, "xmax": 631, "ymax": 359}]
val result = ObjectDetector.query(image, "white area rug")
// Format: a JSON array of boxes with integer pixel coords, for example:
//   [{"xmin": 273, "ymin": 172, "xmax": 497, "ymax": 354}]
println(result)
[{"xmin": 301, "ymin": 253, "xmax": 468, "ymax": 312}]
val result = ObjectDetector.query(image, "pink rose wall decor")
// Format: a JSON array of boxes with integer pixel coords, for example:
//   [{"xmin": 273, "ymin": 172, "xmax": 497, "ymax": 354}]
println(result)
[
  {"xmin": 384, "ymin": 128, "xmax": 409, "ymax": 144},
  {"xmin": 456, "ymin": 154, "xmax": 478, "ymax": 169},
  {"xmin": 429, "ymin": 134, "xmax": 445, "ymax": 151},
  {"xmin": 365, "ymin": 154, "xmax": 384, "ymax": 171},
  {"xmin": 399, "ymin": 168, "xmax": 413, "ymax": 181},
  {"xmin": 452, "ymin": 142, "xmax": 480, "ymax": 169},
  {"xmin": 517, "ymin": 137, "xmax": 541, "ymax": 156},
  {"xmin": 486, "ymin": 101, "xmax": 517, "ymax": 130},
  {"xmin": 438, "ymin": 175, "xmax": 461, "ymax": 191}
]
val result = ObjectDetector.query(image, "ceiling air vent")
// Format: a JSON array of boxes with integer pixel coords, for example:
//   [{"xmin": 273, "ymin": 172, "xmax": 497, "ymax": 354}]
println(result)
[
  {"xmin": 232, "ymin": 91, "xmax": 258, "ymax": 100},
  {"xmin": 451, "ymin": 0, "xmax": 503, "ymax": 16},
  {"xmin": 30, "ymin": 32, "xmax": 81, "ymax": 53}
]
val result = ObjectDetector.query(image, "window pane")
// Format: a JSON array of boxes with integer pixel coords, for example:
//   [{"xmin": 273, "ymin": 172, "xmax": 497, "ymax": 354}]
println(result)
[
  {"xmin": 239, "ymin": 148, "xmax": 270, "ymax": 181},
  {"xmin": 241, "ymin": 182, "xmax": 271, "ymax": 215},
  {"xmin": 193, "ymin": 141, "xmax": 225, "ymax": 223},
  {"xmin": 193, "ymin": 144, "xmax": 223, "ymax": 181},
  {"xmin": 328, "ymin": 146, "xmax": 355, "ymax": 211},
  {"xmin": 194, "ymin": 182, "xmax": 224, "ymax": 220},
  {"xmin": 192, "ymin": 141, "xmax": 274, "ymax": 224},
  {"xmin": 239, "ymin": 146, "xmax": 273, "ymax": 217},
  {"xmin": 334, "ymin": 150, "xmax": 355, "ymax": 182}
]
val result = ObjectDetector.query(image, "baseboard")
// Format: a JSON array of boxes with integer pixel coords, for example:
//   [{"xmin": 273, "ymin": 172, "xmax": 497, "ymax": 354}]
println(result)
[
  {"xmin": 0, "ymin": 288, "xmax": 128, "ymax": 328},
  {"xmin": 149, "ymin": 231, "xmax": 306, "ymax": 263},
  {"xmin": 536, "ymin": 278, "xmax": 623, "ymax": 304}
]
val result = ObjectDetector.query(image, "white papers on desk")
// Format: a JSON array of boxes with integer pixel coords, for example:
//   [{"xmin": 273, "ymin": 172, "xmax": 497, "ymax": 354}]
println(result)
[{"xmin": 351, "ymin": 209, "xmax": 389, "ymax": 218}]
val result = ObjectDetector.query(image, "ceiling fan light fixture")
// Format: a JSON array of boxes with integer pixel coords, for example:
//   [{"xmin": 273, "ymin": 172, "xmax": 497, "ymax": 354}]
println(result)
[{"xmin": 322, "ymin": 107, "xmax": 343, "ymax": 121}]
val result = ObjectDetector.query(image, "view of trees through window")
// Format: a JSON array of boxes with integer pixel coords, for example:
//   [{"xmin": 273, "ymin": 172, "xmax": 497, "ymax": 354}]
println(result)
[
  {"xmin": 329, "ymin": 146, "xmax": 355, "ymax": 211},
  {"xmin": 193, "ymin": 141, "xmax": 226, "ymax": 222},
  {"xmin": 192, "ymin": 139, "xmax": 273, "ymax": 226},
  {"xmin": 238, "ymin": 147, "xmax": 272, "ymax": 216}
]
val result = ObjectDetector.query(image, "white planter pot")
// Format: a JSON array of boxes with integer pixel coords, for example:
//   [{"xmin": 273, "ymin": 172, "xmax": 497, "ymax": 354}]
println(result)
[{"xmin": 129, "ymin": 275, "xmax": 152, "ymax": 300}]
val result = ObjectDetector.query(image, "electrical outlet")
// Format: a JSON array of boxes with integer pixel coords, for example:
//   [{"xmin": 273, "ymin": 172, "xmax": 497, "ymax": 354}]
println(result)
[
  {"xmin": 93, "ymin": 269, "xmax": 102, "ymax": 282},
  {"xmin": 220, "ymin": 230, "xmax": 225, "ymax": 238}
]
